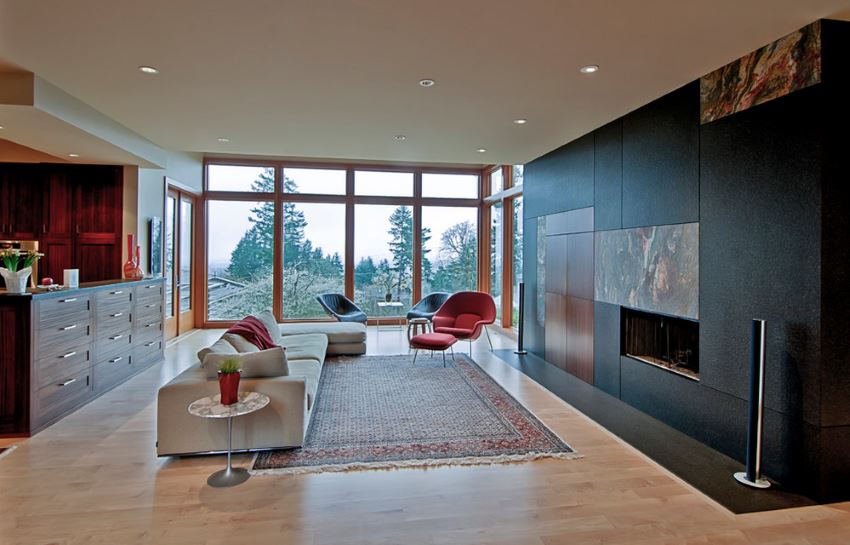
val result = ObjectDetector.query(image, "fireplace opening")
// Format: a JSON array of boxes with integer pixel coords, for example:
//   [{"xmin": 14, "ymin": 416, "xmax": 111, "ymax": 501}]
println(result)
[{"xmin": 621, "ymin": 307, "xmax": 699, "ymax": 380}]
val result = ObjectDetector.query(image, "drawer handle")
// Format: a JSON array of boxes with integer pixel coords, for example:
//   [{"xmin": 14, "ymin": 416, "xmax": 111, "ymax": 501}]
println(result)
[
  {"xmin": 145, "ymin": 303, "xmax": 157, "ymax": 308},
  {"xmin": 145, "ymin": 322, "xmax": 157, "ymax": 328},
  {"xmin": 145, "ymin": 285, "xmax": 158, "ymax": 289},
  {"xmin": 110, "ymin": 290, "xmax": 124, "ymax": 295},
  {"xmin": 144, "ymin": 341, "xmax": 157, "ymax": 347},
  {"xmin": 61, "ymin": 351, "xmax": 77, "ymax": 359},
  {"xmin": 109, "ymin": 334, "xmax": 124, "ymax": 340},
  {"xmin": 109, "ymin": 356, "xmax": 123, "ymax": 363},
  {"xmin": 111, "ymin": 312, "xmax": 124, "ymax": 317},
  {"xmin": 59, "ymin": 297, "xmax": 78, "ymax": 303},
  {"xmin": 59, "ymin": 378, "xmax": 77, "ymax": 387},
  {"xmin": 61, "ymin": 324, "xmax": 77, "ymax": 331}
]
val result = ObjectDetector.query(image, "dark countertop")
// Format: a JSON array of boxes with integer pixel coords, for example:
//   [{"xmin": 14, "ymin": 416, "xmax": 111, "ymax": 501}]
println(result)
[{"xmin": 0, "ymin": 277, "xmax": 163, "ymax": 299}]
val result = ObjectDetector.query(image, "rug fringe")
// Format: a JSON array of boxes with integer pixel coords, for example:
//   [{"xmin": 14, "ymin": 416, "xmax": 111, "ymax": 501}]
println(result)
[{"xmin": 250, "ymin": 450, "xmax": 583, "ymax": 476}]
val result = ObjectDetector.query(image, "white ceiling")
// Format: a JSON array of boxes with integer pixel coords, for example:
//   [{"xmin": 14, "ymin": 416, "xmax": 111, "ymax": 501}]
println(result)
[{"xmin": 1, "ymin": 0, "xmax": 849, "ymax": 166}]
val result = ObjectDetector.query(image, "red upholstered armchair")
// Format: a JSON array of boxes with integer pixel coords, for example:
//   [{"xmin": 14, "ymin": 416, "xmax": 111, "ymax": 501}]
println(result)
[{"xmin": 432, "ymin": 291, "xmax": 497, "ymax": 351}]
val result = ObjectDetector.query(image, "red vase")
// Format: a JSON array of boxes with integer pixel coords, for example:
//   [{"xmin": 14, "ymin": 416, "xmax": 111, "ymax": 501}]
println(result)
[
  {"xmin": 218, "ymin": 372, "xmax": 241, "ymax": 405},
  {"xmin": 123, "ymin": 234, "xmax": 137, "ymax": 279},
  {"xmin": 133, "ymin": 245, "xmax": 144, "ymax": 279}
]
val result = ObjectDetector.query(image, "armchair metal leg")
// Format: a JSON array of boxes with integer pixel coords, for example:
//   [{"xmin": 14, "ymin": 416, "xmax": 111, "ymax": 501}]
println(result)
[
  {"xmin": 442, "ymin": 350, "xmax": 446, "ymax": 367},
  {"xmin": 412, "ymin": 349, "xmax": 418, "ymax": 365},
  {"xmin": 485, "ymin": 326, "xmax": 494, "ymax": 351},
  {"xmin": 450, "ymin": 346, "xmax": 455, "ymax": 361}
]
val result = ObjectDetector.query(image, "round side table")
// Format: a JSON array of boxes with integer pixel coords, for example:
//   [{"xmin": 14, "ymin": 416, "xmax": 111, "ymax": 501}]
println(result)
[
  {"xmin": 407, "ymin": 317, "xmax": 431, "ymax": 341},
  {"xmin": 188, "ymin": 391, "xmax": 270, "ymax": 488}
]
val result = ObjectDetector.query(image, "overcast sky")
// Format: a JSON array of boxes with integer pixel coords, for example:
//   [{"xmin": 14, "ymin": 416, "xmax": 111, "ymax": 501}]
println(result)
[{"xmin": 205, "ymin": 166, "xmax": 479, "ymax": 270}]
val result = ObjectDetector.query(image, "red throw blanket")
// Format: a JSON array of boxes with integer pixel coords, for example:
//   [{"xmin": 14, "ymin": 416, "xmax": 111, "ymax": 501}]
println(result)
[{"xmin": 226, "ymin": 316, "xmax": 277, "ymax": 350}]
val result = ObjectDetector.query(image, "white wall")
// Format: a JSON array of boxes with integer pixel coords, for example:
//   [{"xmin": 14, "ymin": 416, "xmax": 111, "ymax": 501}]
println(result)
[{"xmin": 129, "ymin": 151, "xmax": 203, "ymax": 274}]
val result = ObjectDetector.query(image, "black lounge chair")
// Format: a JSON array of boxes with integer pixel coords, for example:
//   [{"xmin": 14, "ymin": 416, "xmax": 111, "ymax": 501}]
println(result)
[
  {"xmin": 316, "ymin": 293, "xmax": 368, "ymax": 323},
  {"xmin": 406, "ymin": 292, "xmax": 451, "ymax": 321}
]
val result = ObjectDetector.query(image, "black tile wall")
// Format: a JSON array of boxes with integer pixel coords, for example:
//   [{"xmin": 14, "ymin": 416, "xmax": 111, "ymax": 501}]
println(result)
[{"xmin": 622, "ymin": 82, "xmax": 700, "ymax": 228}]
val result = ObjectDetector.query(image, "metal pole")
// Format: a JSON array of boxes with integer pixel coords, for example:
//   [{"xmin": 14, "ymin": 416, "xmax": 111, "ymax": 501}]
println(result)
[
  {"xmin": 514, "ymin": 282, "xmax": 527, "ymax": 354},
  {"xmin": 734, "ymin": 319, "xmax": 771, "ymax": 489}
]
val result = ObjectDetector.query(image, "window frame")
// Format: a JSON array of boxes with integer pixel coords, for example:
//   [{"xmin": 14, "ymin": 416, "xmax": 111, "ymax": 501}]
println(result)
[
  {"xmin": 483, "ymin": 165, "xmax": 523, "ymax": 329},
  {"xmin": 200, "ymin": 158, "xmax": 483, "ymax": 327}
]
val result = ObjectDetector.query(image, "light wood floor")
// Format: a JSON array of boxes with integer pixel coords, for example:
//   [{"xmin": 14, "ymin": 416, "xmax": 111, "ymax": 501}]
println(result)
[{"xmin": 2, "ymin": 327, "xmax": 850, "ymax": 545}]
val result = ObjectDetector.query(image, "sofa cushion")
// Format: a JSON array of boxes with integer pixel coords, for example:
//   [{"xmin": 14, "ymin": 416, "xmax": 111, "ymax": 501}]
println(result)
[
  {"xmin": 253, "ymin": 309, "xmax": 283, "ymax": 345},
  {"xmin": 280, "ymin": 333, "xmax": 328, "ymax": 364},
  {"xmin": 197, "ymin": 336, "xmax": 238, "ymax": 362},
  {"xmin": 202, "ymin": 347, "xmax": 289, "ymax": 379},
  {"xmin": 288, "ymin": 359, "xmax": 322, "ymax": 410},
  {"xmin": 279, "ymin": 321, "xmax": 366, "ymax": 344},
  {"xmin": 222, "ymin": 332, "xmax": 262, "ymax": 353}
]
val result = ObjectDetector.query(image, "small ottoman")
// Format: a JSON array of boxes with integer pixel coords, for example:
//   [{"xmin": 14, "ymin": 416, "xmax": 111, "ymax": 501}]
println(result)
[{"xmin": 409, "ymin": 332, "xmax": 457, "ymax": 367}]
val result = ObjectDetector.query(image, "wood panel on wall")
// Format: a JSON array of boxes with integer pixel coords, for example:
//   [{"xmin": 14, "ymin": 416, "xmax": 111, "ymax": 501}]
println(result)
[
  {"xmin": 544, "ymin": 292, "xmax": 567, "ymax": 370},
  {"xmin": 541, "ymin": 207, "xmax": 595, "ymax": 385},
  {"xmin": 566, "ymin": 296, "xmax": 594, "ymax": 384}
]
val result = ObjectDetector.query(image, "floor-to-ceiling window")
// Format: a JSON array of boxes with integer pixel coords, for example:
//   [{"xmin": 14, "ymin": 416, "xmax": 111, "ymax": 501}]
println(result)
[
  {"xmin": 485, "ymin": 165, "xmax": 523, "ymax": 329},
  {"xmin": 202, "ymin": 161, "xmax": 481, "ymax": 325}
]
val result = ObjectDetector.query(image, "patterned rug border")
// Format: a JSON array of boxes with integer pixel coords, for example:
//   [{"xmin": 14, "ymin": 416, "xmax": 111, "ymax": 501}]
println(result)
[
  {"xmin": 251, "ymin": 354, "xmax": 582, "ymax": 476},
  {"xmin": 0, "ymin": 445, "xmax": 17, "ymax": 460},
  {"xmin": 250, "ymin": 450, "xmax": 582, "ymax": 476}
]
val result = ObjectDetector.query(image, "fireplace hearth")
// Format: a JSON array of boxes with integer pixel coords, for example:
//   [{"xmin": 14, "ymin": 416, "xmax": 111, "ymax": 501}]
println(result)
[{"xmin": 621, "ymin": 307, "xmax": 699, "ymax": 380}]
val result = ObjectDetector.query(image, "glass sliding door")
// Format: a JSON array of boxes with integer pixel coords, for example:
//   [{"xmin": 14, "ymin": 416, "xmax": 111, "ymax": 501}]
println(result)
[
  {"xmin": 164, "ymin": 193, "xmax": 177, "ymax": 339},
  {"xmin": 164, "ymin": 188, "xmax": 196, "ymax": 339}
]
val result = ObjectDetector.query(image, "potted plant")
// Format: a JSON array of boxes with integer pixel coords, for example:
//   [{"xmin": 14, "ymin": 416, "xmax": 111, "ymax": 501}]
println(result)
[
  {"xmin": 217, "ymin": 358, "xmax": 242, "ymax": 406},
  {"xmin": 0, "ymin": 249, "xmax": 43, "ymax": 294}
]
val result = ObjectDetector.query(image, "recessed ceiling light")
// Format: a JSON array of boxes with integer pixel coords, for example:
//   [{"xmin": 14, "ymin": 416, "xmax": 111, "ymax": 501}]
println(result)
[
  {"xmin": 419, "ymin": 78, "xmax": 435, "ymax": 87},
  {"xmin": 580, "ymin": 64, "xmax": 600, "ymax": 74},
  {"xmin": 0, "ymin": 125, "xmax": 4, "ymax": 130},
  {"xmin": 394, "ymin": 135, "xmax": 407, "ymax": 141},
  {"xmin": 138, "ymin": 65, "xmax": 159, "ymax": 74},
  {"xmin": 68, "ymin": 153, "xmax": 80, "ymax": 158},
  {"xmin": 216, "ymin": 137, "xmax": 230, "ymax": 143},
  {"xmin": 513, "ymin": 118, "xmax": 528, "ymax": 125},
  {"xmin": 476, "ymin": 148, "xmax": 487, "ymax": 153}
]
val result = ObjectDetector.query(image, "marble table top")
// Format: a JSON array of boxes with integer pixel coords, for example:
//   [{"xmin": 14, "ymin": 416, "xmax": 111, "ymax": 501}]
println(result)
[{"xmin": 188, "ymin": 392, "xmax": 270, "ymax": 419}]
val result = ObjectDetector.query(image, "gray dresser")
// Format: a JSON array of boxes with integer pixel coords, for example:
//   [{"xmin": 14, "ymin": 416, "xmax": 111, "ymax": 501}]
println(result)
[{"xmin": 0, "ymin": 278, "xmax": 165, "ymax": 436}]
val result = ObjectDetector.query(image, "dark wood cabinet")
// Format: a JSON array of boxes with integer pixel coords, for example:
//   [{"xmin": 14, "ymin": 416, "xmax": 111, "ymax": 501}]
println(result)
[
  {"xmin": 0, "ymin": 163, "xmax": 122, "ymax": 283},
  {"xmin": 0, "ymin": 164, "xmax": 41, "ymax": 240}
]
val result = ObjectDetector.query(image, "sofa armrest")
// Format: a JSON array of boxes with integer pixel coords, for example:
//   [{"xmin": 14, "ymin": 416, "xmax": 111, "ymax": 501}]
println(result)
[{"xmin": 157, "ymin": 375, "xmax": 309, "ymax": 456}]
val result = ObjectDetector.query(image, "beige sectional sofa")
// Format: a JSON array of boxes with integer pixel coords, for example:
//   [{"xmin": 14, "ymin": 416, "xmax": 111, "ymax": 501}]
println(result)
[{"xmin": 156, "ymin": 317, "xmax": 367, "ymax": 457}]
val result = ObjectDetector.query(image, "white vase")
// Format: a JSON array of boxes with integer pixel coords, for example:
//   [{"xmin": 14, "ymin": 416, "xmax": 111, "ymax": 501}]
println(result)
[{"xmin": 0, "ymin": 266, "xmax": 32, "ymax": 294}]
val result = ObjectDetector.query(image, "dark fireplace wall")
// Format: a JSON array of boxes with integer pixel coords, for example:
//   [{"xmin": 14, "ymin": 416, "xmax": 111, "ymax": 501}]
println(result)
[{"xmin": 521, "ymin": 19, "xmax": 850, "ymax": 501}]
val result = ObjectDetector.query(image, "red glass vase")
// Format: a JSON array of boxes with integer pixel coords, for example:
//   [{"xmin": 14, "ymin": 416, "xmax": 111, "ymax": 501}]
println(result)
[
  {"xmin": 123, "ymin": 234, "xmax": 137, "ymax": 279},
  {"xmin": 133, "ymin": 245, "xmax": 144, "ymax": 279},
  {"xmin": 218, "ymin": 371, "xmax": 241, "ymax": 405}
]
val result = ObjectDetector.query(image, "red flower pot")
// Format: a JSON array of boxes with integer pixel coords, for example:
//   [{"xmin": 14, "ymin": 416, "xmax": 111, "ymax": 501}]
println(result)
[{"xmin": 218, "ymin": 371, "xmax": 241, "ymax": 405}]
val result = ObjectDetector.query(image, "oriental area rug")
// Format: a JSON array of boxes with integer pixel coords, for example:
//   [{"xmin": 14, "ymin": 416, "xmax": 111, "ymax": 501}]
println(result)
[{"xmin": 252, "ymin": 354, "xmax": 579, "ymax": 475}]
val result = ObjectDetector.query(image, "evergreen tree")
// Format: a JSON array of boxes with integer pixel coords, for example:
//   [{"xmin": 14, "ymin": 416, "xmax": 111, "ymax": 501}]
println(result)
[
  {"xmin": 227, "ymin": 171, "xmax": 276, "ymax": 279},
  {"xmin": 355, "ymin": 256, "xmax": 377, "ymax": 285}
]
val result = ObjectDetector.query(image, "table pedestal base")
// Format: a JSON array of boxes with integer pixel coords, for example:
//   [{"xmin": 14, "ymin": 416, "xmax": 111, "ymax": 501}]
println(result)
[{"xmin": 208, "ymin": 466, "xmax": 250, "ymax": 488}]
